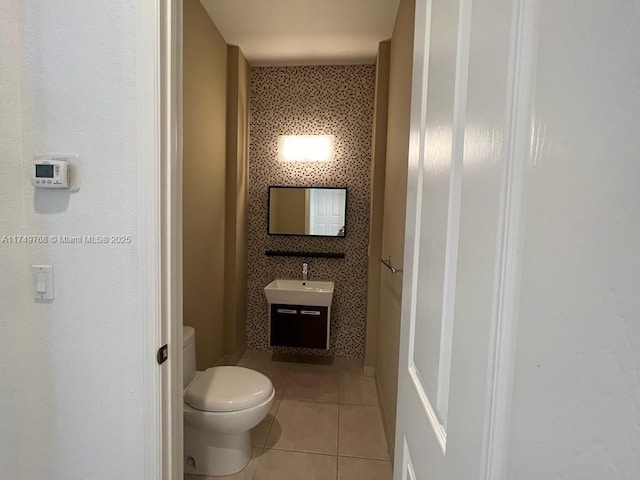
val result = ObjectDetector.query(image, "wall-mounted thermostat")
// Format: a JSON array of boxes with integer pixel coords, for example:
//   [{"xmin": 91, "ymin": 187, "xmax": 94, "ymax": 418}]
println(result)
[
  {"xmin": 32, "ymin": 159, "xmax": 70, "ymax": 189},
  {"xmin": 32, "ymin": 154, "xmax": 80, "ymax": 192}
]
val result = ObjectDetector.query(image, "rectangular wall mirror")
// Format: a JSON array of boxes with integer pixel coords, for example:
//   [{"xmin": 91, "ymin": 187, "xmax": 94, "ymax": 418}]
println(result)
[{"xmin": 268, "ymin": 186, "xmax": 347, "ymax": 237}]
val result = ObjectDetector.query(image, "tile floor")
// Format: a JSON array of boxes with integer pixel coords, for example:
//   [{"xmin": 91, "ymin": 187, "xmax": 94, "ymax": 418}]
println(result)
[{"xmin": 185, "ymin": 351, "xmax": 392, "ymax": 480}]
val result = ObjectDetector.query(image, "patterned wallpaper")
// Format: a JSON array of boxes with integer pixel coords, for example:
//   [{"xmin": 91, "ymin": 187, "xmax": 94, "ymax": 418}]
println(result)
[{"xmin": 248, "ymin": 65, "xmax": 376, "ymax": 358}]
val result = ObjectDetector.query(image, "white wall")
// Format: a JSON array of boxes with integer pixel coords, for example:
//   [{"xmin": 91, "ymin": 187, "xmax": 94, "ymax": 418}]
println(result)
[
  {"xmin": 506, "ymin": 2, "xmax": 640, "ymax": 477},
  {"xmin": 0, "ymin": 1, "xmax": 147, "ymax": 479}
]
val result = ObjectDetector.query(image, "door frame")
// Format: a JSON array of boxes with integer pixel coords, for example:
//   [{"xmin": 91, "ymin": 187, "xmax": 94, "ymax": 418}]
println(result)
[
  {"xmin": 479, "ymin": 2, "xmax": 539, "ymax": 478},
  {"xmin": 139, "ymin": 0, "xmax": 183, "ymax": 478}
]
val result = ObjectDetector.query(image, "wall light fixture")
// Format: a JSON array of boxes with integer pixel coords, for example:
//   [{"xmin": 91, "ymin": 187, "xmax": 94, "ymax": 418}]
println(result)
[{"xmin": 277, "ymin": 135, "xmax": 335, "ymax": 162}]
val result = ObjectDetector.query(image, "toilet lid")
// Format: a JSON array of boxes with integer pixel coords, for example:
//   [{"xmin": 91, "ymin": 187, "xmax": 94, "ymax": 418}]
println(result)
[{"xmin": 185, "ymin": 366, "xmax": 273, "ymax": 412}]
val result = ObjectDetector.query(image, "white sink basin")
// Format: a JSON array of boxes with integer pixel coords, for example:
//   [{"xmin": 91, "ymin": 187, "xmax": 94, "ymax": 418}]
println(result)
[{"xmin": 264, "ymin": 279, "xmax": 335, "ymax": 307}]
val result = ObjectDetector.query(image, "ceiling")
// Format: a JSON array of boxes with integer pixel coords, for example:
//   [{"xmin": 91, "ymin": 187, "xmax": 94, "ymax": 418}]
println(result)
[{"xmin": 199, "ymin": 0, "xmax": 400, "ymax": 66}]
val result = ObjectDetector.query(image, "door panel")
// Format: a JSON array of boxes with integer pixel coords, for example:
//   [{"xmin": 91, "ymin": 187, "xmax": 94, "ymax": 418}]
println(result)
[
  {"xmin": 411, "ymin": 0, "xmax": 464, "ymax": 427},
  {"xmin": 394, "ymin": 0, "xmax": 523, "ymax": 477}
]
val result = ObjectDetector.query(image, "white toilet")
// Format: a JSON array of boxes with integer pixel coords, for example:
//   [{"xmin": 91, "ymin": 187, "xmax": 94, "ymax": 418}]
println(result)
[{"xmin": 183, "ymin": 326, "xmax": 274, "ymax": 476}]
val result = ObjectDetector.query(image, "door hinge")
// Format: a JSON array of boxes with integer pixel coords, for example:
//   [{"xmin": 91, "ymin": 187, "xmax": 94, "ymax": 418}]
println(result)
[{"xmin": 157, "ymin": 344, "xmax": 168, "ymax": 365}]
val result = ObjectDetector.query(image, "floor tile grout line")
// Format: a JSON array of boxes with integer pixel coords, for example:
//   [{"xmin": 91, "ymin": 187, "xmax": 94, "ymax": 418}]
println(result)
[
  {"xmin": 261, "ymin": 397, "xmax": 281, "ymax": 448},
  {"xmin": 338, "ymin": 400, "xmax": 380, "ymax": 406},
  {"xmin": 251, "ymin": 450, "xmax": 392, "ymax": 467},
  {"xmin": 336, "ymin": 453, "xmax": 391, "ymax": 461},
  {"xmin": 250, "ymin": 446, "xmax": 265, "ymax": 480},
  {"xmin": 265, "ymin": 446, "xmax": 339, "ymax": 459},
  {"xmin": 282, "ymin": 366, "xmax": 291, "ymax": 389},
  {"xmin": 280, "ymin": 396, "xmax": 340, "ymax": 405}
]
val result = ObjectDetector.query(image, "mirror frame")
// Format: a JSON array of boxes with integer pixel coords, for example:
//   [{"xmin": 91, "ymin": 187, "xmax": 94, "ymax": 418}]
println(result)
[{"xmin": 267, "ymin": 186, "xmax": 348, "ymax": 237}]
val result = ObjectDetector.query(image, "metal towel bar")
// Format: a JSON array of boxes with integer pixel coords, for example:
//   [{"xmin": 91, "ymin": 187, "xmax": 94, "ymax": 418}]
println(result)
[{"xmin": 379, "ymin": 256, "xmax": 403, "ymax": 274}]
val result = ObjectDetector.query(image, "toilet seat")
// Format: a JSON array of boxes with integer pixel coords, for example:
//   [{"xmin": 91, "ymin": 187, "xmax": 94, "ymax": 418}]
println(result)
[{"xmin": 185, "ymin": 366, "xmax": 273, "ymax": 412}]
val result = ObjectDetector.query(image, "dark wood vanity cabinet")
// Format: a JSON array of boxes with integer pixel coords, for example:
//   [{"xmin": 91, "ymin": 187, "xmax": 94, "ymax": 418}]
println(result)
[{"xmin": 269, "ymin": 303, "xmax": 330, "ymax": 349}]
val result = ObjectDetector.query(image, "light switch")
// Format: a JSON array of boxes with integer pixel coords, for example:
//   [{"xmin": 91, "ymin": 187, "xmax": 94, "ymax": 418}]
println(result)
[
  {"xmin": 36, "ymin": 272, "xmax": 46, "ymax": 293},
  {"xmin": 32, "ymin": 265, "xmax": 54, "ymax": 300}
]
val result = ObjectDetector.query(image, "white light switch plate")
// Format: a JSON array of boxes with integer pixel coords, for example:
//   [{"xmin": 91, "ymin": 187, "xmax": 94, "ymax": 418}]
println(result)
[{"xmin": 32, "ymin": 265, "xmax": 54, "ymax": 300}]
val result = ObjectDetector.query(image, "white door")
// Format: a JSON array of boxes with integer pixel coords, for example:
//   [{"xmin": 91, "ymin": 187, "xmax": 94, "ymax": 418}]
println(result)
[
  {"xmin": 394, "ymin": 0, "xmax": 536, "ymax": 478},
  {"xmin": 309, "ymin": 189, "xmax": 346, "ymax": 236}
]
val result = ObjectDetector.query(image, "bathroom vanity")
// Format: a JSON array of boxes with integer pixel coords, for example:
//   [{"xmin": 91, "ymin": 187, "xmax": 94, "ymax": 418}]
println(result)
[{"xmin": 264, "ymin": 279, "xmax": 334, "ymax": 350}]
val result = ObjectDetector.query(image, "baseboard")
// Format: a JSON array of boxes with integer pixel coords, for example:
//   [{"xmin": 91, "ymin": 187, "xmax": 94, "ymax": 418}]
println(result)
[
  {"xmin": 375, "ymin": 373, "xmax": 395, "ymax": 462},
  {"xmin": 224, "ymin": 342, "xmax": 247, "ymax": 366}
]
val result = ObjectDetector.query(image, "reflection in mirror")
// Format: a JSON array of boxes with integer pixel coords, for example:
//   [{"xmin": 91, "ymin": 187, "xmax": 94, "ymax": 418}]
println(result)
[{"xmin": 268, "ymin": 186, "xmax": 347, "ymax": 237}]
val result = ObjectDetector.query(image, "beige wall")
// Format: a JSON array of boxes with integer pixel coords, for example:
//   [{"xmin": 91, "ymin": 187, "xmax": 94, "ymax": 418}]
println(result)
[
  {"xmin": 374, "ymin": 0, "xmax": 415, "ymax": 457},
  {"xmin": 269, "ymin": 188, "xmax": 307, "ymax": 234},
  {"xmin": 224, "ymin": 45, "xmax": 250, "ymax": 360},
  {"xmin": 183, "ymin": 0, "xmax": 228, "ymax": 369},
  {"xmin": 365, "ymin": 41, "xmax": 391, "ymax": 373}
]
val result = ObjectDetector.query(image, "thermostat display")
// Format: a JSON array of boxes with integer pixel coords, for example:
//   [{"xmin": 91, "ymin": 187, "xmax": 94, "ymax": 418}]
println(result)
[
  {"xmin": 36, "ymin": 164, "xmax": 54, "ymax": 178},
  {"xmin": 32, "ymin": 159, "xmax": 70, "ymax": 189}
]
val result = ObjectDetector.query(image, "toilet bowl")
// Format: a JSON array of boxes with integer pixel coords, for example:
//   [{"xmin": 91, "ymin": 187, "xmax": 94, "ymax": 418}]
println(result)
[{"xmin": 183, "ymin": 327, "xmax": 274, "ymax": 476}]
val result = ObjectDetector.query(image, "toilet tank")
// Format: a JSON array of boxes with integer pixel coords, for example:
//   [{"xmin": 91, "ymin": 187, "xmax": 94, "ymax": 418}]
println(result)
[{"xmin": 183, "ymin": 326, "xmax": 196, "ymax": 389}]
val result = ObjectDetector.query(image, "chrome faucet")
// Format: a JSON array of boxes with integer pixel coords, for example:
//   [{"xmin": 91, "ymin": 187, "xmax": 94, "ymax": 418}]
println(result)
[{"xmin": 302, "ymin": 263, "xmax": 308, "ymax": 281}]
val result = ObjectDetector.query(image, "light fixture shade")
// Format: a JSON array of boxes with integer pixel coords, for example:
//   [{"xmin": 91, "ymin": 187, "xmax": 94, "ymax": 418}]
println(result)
[{"xmin": 277, "ymin": 135, "xmax": 335, "ymax": 162}]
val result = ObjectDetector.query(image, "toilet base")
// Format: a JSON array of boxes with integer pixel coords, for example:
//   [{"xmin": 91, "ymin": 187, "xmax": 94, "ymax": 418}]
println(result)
[{"xmin": 184, "ymin": 424, "xmax": 252, "ymax": 476}]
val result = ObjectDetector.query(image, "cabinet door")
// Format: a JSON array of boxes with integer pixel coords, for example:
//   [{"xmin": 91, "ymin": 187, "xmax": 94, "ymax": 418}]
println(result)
[{"xmin": 270, "ymin": 304, "xmax": 329, "ymax": 349}]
